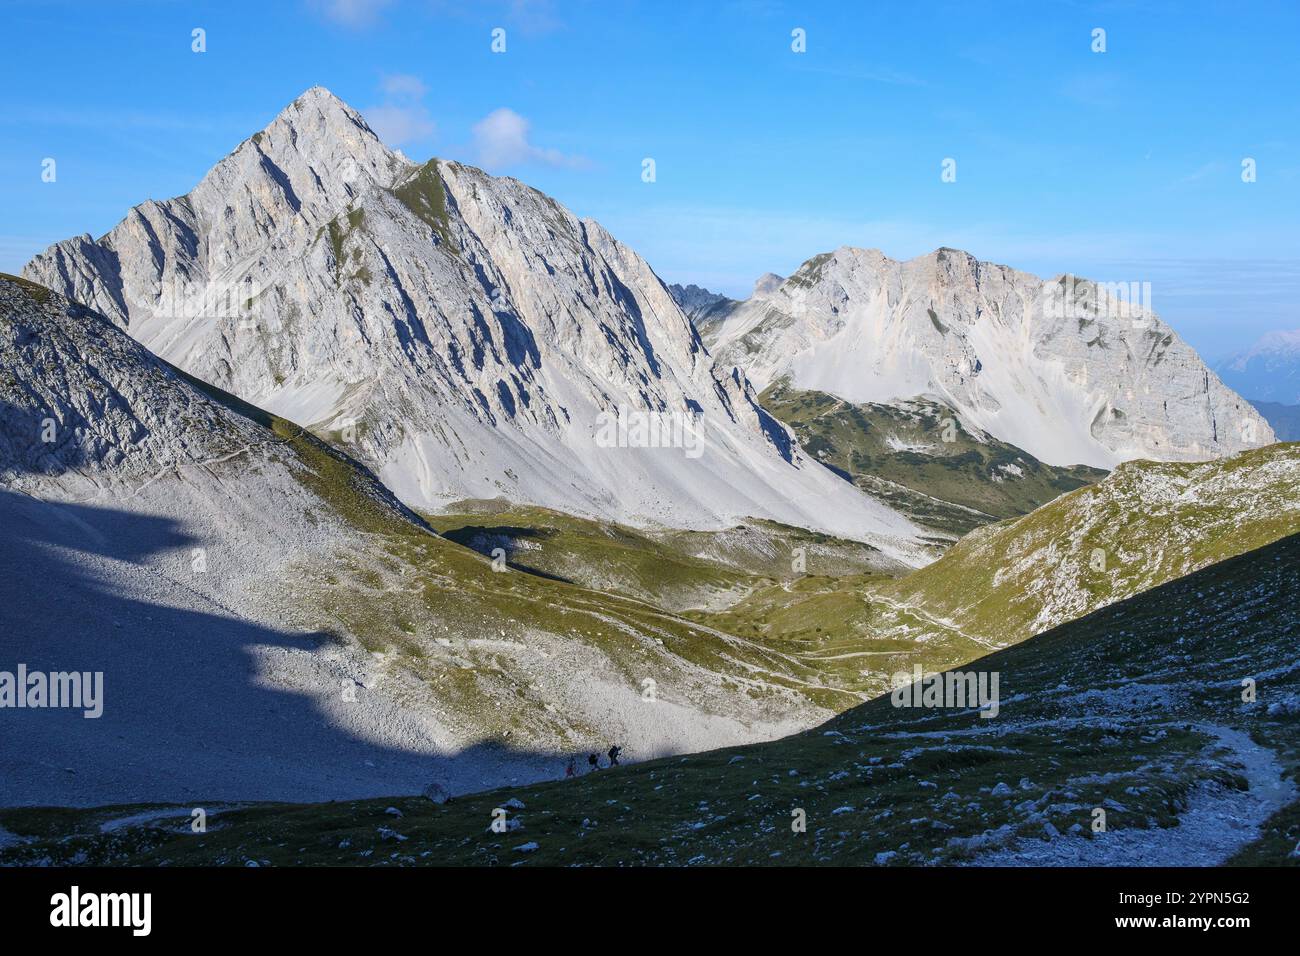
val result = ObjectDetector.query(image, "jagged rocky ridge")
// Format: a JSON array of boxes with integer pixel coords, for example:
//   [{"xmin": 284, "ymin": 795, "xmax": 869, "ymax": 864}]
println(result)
[
  {"xmin": 667, "ymin": 282, "xmax": 740, "ymax": 342},
  {"xmin": 707, "ymin": 247, "xmax": 1273, "ymax": 469},
  {"xmin": 23, "ymin": 88, "xmax": 924, "ymax": 563}
]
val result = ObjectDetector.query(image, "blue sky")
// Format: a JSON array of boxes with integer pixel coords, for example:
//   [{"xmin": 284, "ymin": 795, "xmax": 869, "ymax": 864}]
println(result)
[{"xmin": 2, "ymin": 0, "xmax": 1297, "ymax": 359}]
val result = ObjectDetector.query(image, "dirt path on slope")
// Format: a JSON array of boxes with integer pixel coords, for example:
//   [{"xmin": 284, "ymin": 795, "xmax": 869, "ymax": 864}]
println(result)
[{"xmin": 971, "ymin": 724, "xmax": 1294, "ymax": 866}]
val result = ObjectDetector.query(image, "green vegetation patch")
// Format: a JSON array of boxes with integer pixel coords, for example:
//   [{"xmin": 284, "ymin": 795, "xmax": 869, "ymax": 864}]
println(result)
[
  {"xmin": 761, "ymin": 380, "xmax": 1106, "ymax": 538},
  {"xmin": 390, "ymin": 160, "xmax": 457, "ymax": 255}
]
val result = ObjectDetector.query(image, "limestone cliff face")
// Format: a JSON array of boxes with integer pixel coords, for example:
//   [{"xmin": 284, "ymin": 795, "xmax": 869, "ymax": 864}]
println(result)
[
  {"xmin": 23, "ymin": 88, "xmax": 923, "ymax": 559},
  {"xmin": 709, "ymin": 246, "xmax": 1273, "ymax": 468}
]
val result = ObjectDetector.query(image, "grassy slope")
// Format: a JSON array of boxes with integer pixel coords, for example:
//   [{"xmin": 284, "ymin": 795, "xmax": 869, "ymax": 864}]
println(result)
[
  {"xmin": 879, "ymin": 441, "xmax": 1300, "ymax": 649},
  {"xmin": 425, "ymin": 503, "xmax": 756, "ymax": 611},
  {"xmin": 421, "ymin": 504, "xmax": 982, "ymax": 703},
  {"xmin": 390, "ymin": 159, "xmax": 457, "ymax": 253},
  {"xmin": 6, "ymin": 531, "xmax": 1296, "ymax": 866},
  {"xmin": 761, "ymin": 380, "xmax": 1107, "ymax": 538},
  {"xmin": 689, "ymin": 571, "xmax": 1001, "ymax": 702},
  {"xmin": 187, "ymin": 401, "xmax": 915, "ymax": 723},
  {"xmin": 0, "ymin": 276, "xmax": 977, "ymax": 761},
  {"xmin": 392, "ymin": 446, "xmax": 1298, "ymax": 711},
  {"xmin": 425, "ymin": 502, "xmax": 893, "ymax": 611},
  {"xmin": 0, "ymin": 276, "xmax": 845, "ymax": 746}
]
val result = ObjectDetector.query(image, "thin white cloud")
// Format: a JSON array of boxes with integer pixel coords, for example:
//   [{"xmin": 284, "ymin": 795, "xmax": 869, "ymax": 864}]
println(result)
[
  {"xmin": 1177, "ymin": 161, "xmax": 1225, "ymax": 185},
  {"xmin": 797, "ymin": 64, "xmax": 928, "ymax": 87},
  {"xmin": 471, "ymin": 108, "xmax": 587, "ymax": 169},
  {"xmin": 426, "ymin": 0, "xmax": 563, "ymax": 35},
  {"xmin": 506, "ymin": 0, "xmax": 562, "ymax": 35},
  {"xmin": 595, "ymin": 203, "xmax": 1300, "ymax": 300},
  {"xmin": 310, "ymin": 0, "xmax": 393, "ymax": 28},
  {"xmin": 364, "ymin": 73, "xmax": 436, "ymax": 146},
  {"xmin": 380, "ymin": 73, "xmax": 428, "ymax": 99},
  {"xmin": 365, "ymin": 103, "xmax": 435, "ymax": 145},
  {"xmin": 0, "ymin": 107, "xmax": 230, "ymax": 132}
]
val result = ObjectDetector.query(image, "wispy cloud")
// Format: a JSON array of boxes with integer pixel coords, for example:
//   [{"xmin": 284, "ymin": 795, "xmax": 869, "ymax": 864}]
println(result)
[
  {"xmin": 796, "ymin": 64, "xmax": 928, "ymax": 87},
  {"xmin": 379, "ymin": 73, "xmax": 427, "ymax": 99},
  {"xmin": 1177, "ymin": 160, "xmax": 1225, "ymax": 185},
  {"xmin": 309, "ymin": 0, "xmax": 393, "ymax": 28},
  {"xmin": 364, "ymin": 73, "xmax": 435, "ymax": 146},
  {"xmin": 365, "ymin": 103, "xmax": 435, "ymax": 145},
  {"xmin": 1059, "ymin": 71, "xmax": 1125, "ymax": 108},
  {"xmin": 471, "ymin": 108, "xmax": 588, "ymax": 169},
  {"xmin": 594, "ymin": 203, "xmax": 1300, "ymax": 305},
  {"xmin": 504, "ymin": 0, "xmax": 562, "ymax": 35},
  {"xmin": 426, "ymin": 0, "xmax": 564, "ymax": 35},
  {"xmin": 0, "ymin": 107, "xmax": 232, "ymax": 133}
]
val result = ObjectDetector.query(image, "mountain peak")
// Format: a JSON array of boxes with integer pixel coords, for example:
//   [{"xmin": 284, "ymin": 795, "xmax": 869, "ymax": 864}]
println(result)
[
  {"xmin": 751, "ymin": 272, "xmax": 785, "ymax": 298},
  {"xmin": 190, "ymin": 84, "xmax": 407, "ymax": 229},
  {"xmin": 276, "ymin": 86, "xmax": 370, "ymax": 131},
  {"xmin": 708, "ymin": 245, "xmax": 1273, "ymax": 468},
  {"xmin": 295, "ymin": 84, "xmax": 346, "ymax": 105},
  {"xmin": 244, "ymin": 86, "xmax": 384, "ymax": 157},
  {"xmin": 21, "ymin": 102, "xmax": 924, "ymax": 554},
  {"xmin": 1243, "ymin": 329, "xmax": 1300, "ymax": 358}
]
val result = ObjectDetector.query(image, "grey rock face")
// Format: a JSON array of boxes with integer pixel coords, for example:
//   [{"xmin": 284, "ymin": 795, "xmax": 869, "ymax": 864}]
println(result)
[
  {"xmin": 0, "ymin": 275, "xmax": 833, "ymax": 807},
  {"xmin": 709, "ymin": 247, "xmax": 1273, "ymax": 468},
  {"xmin": 667, "ymin": 282, "xmax": 740, "ymax": 346},
  {"xmin": 0, "ymin": 276, "xmax": 267, "ymax": 484},
  {"xmin": 422, "ymin": 782, "xmax": 452, "ymax": 804},
  {"xmin": 668, "ymin": 282, "xmax": 733, "ymax": 316},
  {"xmin": 24, "ymin": 88, "xmax": 922, "ymax": 559}
]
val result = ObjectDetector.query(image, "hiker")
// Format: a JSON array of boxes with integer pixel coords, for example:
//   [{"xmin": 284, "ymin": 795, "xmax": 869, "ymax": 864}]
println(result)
[
  {"xmin": 565, "ymin": 756, "xmax": 576, "ymax": 778},
  {"xmin": 588, "ymin": 752, "xmax": 600, "ymax": 771},
  {"xmin": 607, "ymin": 745, "xmax": 622, "ymax": 767}
]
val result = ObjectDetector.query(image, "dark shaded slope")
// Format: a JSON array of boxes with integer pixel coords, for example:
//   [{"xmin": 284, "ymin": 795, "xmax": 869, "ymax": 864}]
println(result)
[{"xmin": 4, "ymin": 531, "xmax": 1297, "ymax": 865}]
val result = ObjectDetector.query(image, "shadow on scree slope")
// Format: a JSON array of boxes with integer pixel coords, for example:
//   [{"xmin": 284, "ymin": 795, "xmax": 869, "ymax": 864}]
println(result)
[{"xmin": 0, "ymin": 450, "xmax": 584, "ymax": 812}]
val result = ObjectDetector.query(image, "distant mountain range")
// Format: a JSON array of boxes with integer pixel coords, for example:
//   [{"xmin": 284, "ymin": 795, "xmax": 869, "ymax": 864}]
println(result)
[
  {"xmin": 665, "ymin": 282, "xmax": 738, "ymax": 337},
  {"xmin": 28, "ymin": 88, "xmax": 1274, "ymax": 560},
  {"xmin": 1251, "ymin": 400, "xmax": 1300, "ymax": 441},
  {"xmin": 1212, "ymin": 331, "xmax": 1300, "ymax": 440},
  {"xmin": 1216, "ymin": 329, "xmax": 1300, "ymax": 404}
]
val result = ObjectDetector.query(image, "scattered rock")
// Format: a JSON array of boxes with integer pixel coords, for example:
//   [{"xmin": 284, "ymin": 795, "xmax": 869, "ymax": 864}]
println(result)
[{"xmin": 422, "ymin": 783, "xmax": 452, "ymax": 804}]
